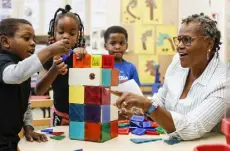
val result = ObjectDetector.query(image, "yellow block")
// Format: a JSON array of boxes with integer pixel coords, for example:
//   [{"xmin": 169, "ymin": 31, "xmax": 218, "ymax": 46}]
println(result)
[
  {"xmin": 69, "ymin": 86, "xmax": 84, "ymax": 104},
  {"xmin": 91, "ymin": 55, "xmax": 102, "ymax": 68}
]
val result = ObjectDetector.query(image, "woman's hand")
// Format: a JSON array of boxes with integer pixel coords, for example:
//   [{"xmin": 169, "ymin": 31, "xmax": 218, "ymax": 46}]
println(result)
[{"xmin": 111, "ymin": 90, "xmax": 152, "ymax": 114}]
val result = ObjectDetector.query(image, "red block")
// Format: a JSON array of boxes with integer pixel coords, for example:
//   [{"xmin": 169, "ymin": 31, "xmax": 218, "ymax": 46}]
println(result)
[
  {"xmin": 85, "ymin": 122, "xmax": 101, "ymax": 142},
  {"xmin": 118, "ymin": 120, "xmax": 130, "ymax": 124},
  {"xmin": 222, "ymin": 118, "xmax": 230, "ymax": 144},
  {"xmin": 102, "ymin": 55, "xmax": 114, "ymax": 68},
  {"xmin": 111, "ymin": 68, "xmax": 119, "ymax": 86},
  {"xmin": 84, "ymin": 86, "xmax": 110, "ymax": 105},
  {"xmin": 118, "ymin": 128, "xmax": 129, "ymax": 135},
  {"xmin": 151, "ymin": 122, "xmax": 159, "ymax": 128},
  {"xmin": 82, "ymin": 54, "xmax": 91, "ymax": 68},
  {"xmin": 73, "ymin": 54, "xmax": 83, "ymax": 68},
  {"xmin": 110, "ymin": 120, "xmax": 118, "ymax": 138},
  {"xmin": 145, "ymin": 131, "xmax": 160, "ymax": 135}
]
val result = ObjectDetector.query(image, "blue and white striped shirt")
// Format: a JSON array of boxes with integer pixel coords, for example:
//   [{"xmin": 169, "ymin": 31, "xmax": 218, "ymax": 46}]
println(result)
[{"xmin": 152, "ymin": 53, "xmax": 227, "ymax": 140}]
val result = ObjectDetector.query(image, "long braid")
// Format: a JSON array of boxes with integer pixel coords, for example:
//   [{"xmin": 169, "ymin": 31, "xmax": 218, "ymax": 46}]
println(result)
[{"xmin": 47, "ymin": 5, "xmax": 85, "ymax": 48}]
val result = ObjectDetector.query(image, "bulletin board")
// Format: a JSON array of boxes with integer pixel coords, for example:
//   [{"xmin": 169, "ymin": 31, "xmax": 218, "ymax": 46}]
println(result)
[
  {"xmin": 134, "ymin": 25, "xmax": 155, "ymax": 54},
  {"xmin": 121, "ymin": 0, "xmax": 142, "ymax": 24},
  {"xmin": 138, "ymin": 55, "xmax": 158, "ymax": 83},
  {"xmin": 142, "ymin": 0, "xmax": 163, "ymax": 24},
  {"xmin": 156, "ymin": 25, "xmax": 177, "ymax": 55}
]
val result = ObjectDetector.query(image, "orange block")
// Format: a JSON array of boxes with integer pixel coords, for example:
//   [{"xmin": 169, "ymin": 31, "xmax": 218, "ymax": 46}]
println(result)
[
  {"xmin": 82, "ymin": 54, "xmax": 91, "ymax": 68},
  {"xmin": 111, "ymin": 68, "xmax": 119, "ymax": 86},
  {"xmin": 85, "ymin": 122, "xmax": 101, "ymax": 142},
  {"xmin": 110, "ymin": 120, "xmax": 118, "ymax": 138},
  {"xmin": 73, "ymin": 54, "xmax": 83, "ymax": 68}
]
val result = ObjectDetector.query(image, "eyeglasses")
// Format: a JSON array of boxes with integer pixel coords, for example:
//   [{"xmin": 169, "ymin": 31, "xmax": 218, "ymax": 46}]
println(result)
[{"xmin": 173, "ymin": 36, "xmax": 207, "ymax": 46}]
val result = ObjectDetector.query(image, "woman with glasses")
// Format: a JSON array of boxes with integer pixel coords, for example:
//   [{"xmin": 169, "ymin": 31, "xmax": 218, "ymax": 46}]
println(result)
[{"xmin": 113, "ymin": 13, "xmax": 226, "ymax": 140}]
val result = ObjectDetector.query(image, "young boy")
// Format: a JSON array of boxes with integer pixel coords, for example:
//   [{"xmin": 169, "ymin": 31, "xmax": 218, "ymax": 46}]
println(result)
[
  {"xmin": 104, "ymin": 26, "xmax": 141, "ymax": 86},
  {"xmin": 0, "ymin": 18, "xmax": 71, "ymax": 150}
]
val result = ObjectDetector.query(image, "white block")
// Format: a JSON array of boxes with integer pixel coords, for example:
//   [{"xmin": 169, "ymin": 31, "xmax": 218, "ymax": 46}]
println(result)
[
  {"xmin": 110, "ymin": 86, "xmax": 119, "ymax": 104},
  {"xmin": 69, "ymin": 68, "xmax": 101, "ymax": 86},
  {"xmin": 110, "ymin": 105, "xmax": 118, "ymax": 121}
]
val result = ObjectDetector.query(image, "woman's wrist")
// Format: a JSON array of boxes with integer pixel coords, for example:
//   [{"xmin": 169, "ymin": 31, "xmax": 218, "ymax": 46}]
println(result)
[{"xmin": 143, "ymin": 98, "xmax": 152, "ymax": 113}]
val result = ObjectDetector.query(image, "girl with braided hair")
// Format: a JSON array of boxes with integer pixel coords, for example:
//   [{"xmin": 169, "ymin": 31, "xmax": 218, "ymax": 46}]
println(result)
[
  {"xmin": 112, "ymin": 13, "xmax": 227, "ymax": 140},
  {"xmin": 35, "ymin": 5, "xmax": 87, "ymax": 126}
]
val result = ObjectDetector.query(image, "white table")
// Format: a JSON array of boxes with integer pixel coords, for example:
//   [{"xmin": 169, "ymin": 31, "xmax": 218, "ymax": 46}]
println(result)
[{"xmin": 18, "ymin": 126, "xmax": 226, "ymax": 151}]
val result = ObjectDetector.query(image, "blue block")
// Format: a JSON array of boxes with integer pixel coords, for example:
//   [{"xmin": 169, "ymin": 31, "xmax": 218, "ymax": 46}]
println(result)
[
  {"xmin": 101, "ymin": 105, "xmax": 110, "ymax": 123},
  {"xmin": 69, "ymin": 104, "xmax": 84, "ymax": 122},
  {"xmin": 84, "ymin": 104, "xmax": 101, "ymax": 122},
  {"xmin": 101, "ymin": 69, "xmax": 111, "ymax": 87},
  {"xmin": 143, "ymin": 121, "xmax": 152, "ymax": 128},
  {"xmin": 69, "ymin": 121, "xmax": 84, "ymax": 140}
]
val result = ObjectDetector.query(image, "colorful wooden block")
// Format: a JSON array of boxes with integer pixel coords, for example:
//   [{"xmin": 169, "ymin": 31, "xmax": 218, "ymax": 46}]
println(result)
[
  {"xmin": 101, "ymin": 69, "xmax": 111, "ymax": 87},
  {"xmin": 69, "ymin": 104, "xmax": 84, "ymax": 122},
  {"xmin": 82, "ymin": 54, "xmax": 91, "ymax": 68},
  {"xmin": 84, "ymin": 104, "xmax": 101, "ymax": 122},
  {"xmin": 101, "ymin": 105, "xmax": 110, "ymax": 123},
  {"xmin": 102, "ymin": 55, "xmax": 114, "ymax": 68},
  {"xmin": 69, "ymin": 86, "xmax": 84, "ymax": 104},
  {"xmin": 91, "ymin": 55, "xmax": 102, "ymax": 68},
  {"xmin": 69, "ymin": 121, "xmax": 84, "ymax": 140},
  {"xmin": 69, "ymin": 68, "xmax": 101, "ymax": 86},
  {"xmin": 110, "ymin": 105, "xmax": 118, "ymax": 121},
  {"xmin": 84, "ymin": 86, "xmax": 110, "ymax": 105},
  {"xmin": 85, "ymin": 122, "xmax": 101, "ymax": 142},
  {"xmin": 73, "ymin": 54, "xmax": 83, "ymax": 68},
  {"xmin": 111, "ymin": 68, "xmax": 119, "ymax": 86},
  {"xmin": 110, "ymin": 120, "xmax": 118, "ymax": 138},
  {"xmin": 101, "ymin": 122, "xmax": 111, "ymax": 142}
]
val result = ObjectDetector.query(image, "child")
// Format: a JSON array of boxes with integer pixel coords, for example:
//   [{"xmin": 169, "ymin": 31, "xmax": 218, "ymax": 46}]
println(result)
[
  {"xmin": 35, "ymin": 5, "xmax": 86, "ymax": 126},
  {"xmin": 0, "ymin": 18, "xmax": 71, "ymax": 150},
  {"xmin": 104, "ymin": 26, "xmax": 141, "ymax": 86}
]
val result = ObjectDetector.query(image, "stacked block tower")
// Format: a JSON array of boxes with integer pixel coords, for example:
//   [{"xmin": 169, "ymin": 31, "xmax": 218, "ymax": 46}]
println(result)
[{"xmin": 68, "ymin": 53, "xmax": 119, "ymax": 142}]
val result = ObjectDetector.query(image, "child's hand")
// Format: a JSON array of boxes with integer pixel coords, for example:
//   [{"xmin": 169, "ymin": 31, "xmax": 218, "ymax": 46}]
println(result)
[
  {"xmin": 73, "ymin": 47, "xmax": 87, "ymax": 59},
  {"xmin": 24, "ymin": 125, "xmax": 48, "ymax": 142},
  {"xmin": 51, "ymin": 56, "xmax": 68, "ymax": 75},
  {"xmin": 49, "ymin": 39, "xmax": 71, "ymax": 56}
]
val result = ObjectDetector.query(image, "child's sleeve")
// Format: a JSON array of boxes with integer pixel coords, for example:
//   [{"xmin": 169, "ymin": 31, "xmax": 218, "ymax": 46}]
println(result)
[
  {"xmin": 130, "ymin": 64, "xmax": 141, "ymax": 86},
  {"xmin": 1, "ymin": 54, "xmax": 44, "ymax": 84},
  {"xmin": 23, "ymin": 101, "xmax": 33, "ymax": 127}
]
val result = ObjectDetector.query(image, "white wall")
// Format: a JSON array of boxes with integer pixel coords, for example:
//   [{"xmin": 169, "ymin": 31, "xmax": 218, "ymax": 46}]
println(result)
[{"xmin": 179, "ymin": 0, "xmax": 226, "ymax": 62}]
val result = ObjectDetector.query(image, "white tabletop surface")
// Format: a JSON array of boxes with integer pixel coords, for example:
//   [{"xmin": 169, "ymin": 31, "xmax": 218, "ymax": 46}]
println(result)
[{"xmin": 18, "ymin": 126, "xmax": 227, "ymax": 151}]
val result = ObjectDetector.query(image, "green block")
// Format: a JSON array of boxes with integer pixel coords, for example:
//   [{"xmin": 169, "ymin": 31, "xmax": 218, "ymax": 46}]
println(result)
[
  {"xmin": 156, "ymin": 127, "xmax": 166, "ymax": 134},
  {"xmin": 101, "ymin": 122, "xmax": 111, "ymax": 142},
  {"xmin": 118, "ymin": 123, "xmax": 130, "ymax": 128},
  {"xmin": 50, "ymin": 135, "xmax": 66, "ymax": 140}
]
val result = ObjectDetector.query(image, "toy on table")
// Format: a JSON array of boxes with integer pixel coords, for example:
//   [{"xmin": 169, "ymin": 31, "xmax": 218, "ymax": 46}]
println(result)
[
  {"xmin": 130, "ymin": 138, "xmax": 162, "ymax": 144},
  {"xmin": 194, "ymin": 115, "xmax": 230, "ymax": 150},
  {"xmin": 118, "ymin": 115, "xmax": 165, "ymax": 136},
  {"xmin": 68, "ymin": 54, "xmax": 119, "ymax": 142}
]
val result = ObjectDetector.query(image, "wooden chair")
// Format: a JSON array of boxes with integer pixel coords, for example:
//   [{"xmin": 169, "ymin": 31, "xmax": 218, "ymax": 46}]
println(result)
[{"xmin": 30, "ymin": 97, "xmax": 53, "ymax": 127}]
